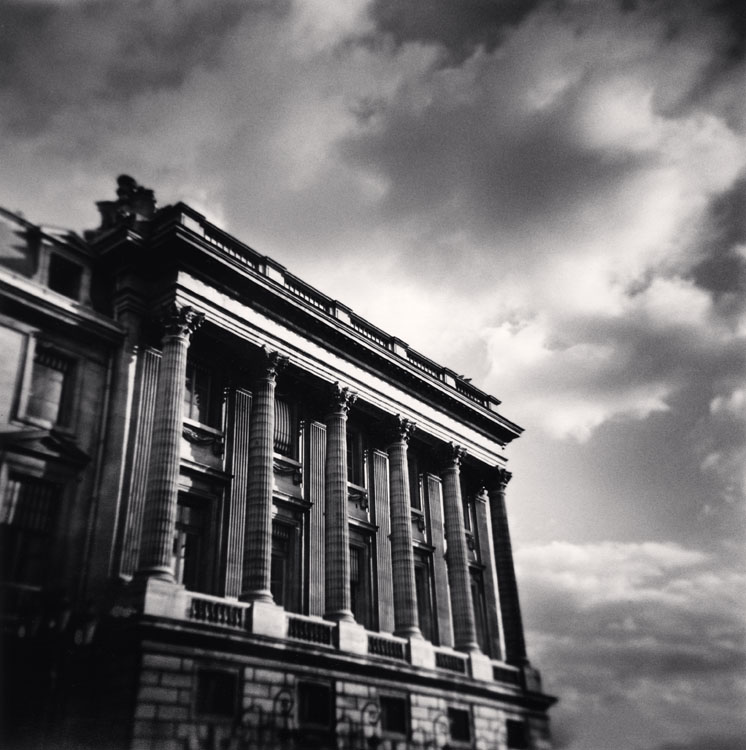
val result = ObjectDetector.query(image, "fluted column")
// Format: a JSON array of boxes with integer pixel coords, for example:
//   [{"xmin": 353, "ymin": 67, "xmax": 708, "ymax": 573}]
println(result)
[
  {"xmin": 137, "ymin": 305, "xmax": 204, "ymax": 580},
  {"xmin": 487, "ymin": 468, "xmax": 527, "ymax": 665},
  {"xmin": 241, "ymin": 348, "xmax": 287, "ymax": 603},
  {"xmin": 387, "ymin": 416, "xmax": 422, "ymax": 639},
  {"xmin": 441, "ymin": 444, "xmax": 480, "ymax": 652},
  {"xmin": 324, "ymin": 383, "xmax": 356, "ymax": 622}
]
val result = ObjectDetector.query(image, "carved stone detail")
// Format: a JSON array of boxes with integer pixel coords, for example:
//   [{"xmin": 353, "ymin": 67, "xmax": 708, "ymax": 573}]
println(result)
[
  {"xmin": 387, "ymin": 414, "xmax": 416, "ymax": 444},
  {"xmin": 162, "ymin": 305, "xmax": 205, "ymax": 339},
  {"xmin": 442, "ymin": 442, "xmax": 467, "ymax": 468},
  {"xmin": 329, "ymin": 382, "xmax": 357, "ymax": 415},
  {"xmin": 182, "ymin": 425, "xmax": 225, "ymax": 456},
  {"xmin": 493, "ymin": 467, "xmax": 513, "ymax": 490},
  {"xmin": 259, "ymin": 346, "xmax": 289, "ymax": 382}
]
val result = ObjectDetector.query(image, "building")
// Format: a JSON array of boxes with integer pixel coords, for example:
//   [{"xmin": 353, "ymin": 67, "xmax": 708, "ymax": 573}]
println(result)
[{"xmin": 0, "ymin": 176, "xmax": 555, "ymax": 750}]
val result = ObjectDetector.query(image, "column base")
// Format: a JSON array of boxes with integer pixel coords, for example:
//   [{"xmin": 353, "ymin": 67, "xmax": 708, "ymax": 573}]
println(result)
[
  {"xmin": 248, "ymin": 600, "xmax": 287, "ymax": 638},
  {"xmin": 407, "ymin": 636, "xmax": 435, "ymax": 669},
  {"xmin": 335, "ymin": 620, "xmax": 368, "ymax": 654},
  {"xmin": 469, "ymin": 651, "xmax": 493, "ymax": 681},
  {"xmin": 124, "ymin": 576, "xmax": 188, "ymax": 619}
]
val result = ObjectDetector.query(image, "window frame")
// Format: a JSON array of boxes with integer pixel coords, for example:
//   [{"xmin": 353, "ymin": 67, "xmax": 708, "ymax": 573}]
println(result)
[
  {"xmin": 447, "ymin": 706, "xmax": 472, "ymax": 745},
  {"xmin": 348, "ymin": 526, "xmax": 374, "ymax": 629},
  {"xmin": 16, "ymin": 337, "xmax": 78, "ymax": 432},
  {"xmin": 296, "ymin": 680, "xmax": 334, "ymax": 731},
  {"xmin": 194, "ymin": 667, "xmax": 240, "ymax": 720},
  {"xmin": 379, "ymin": 693, "xmax": 409, "ymax": 739}
]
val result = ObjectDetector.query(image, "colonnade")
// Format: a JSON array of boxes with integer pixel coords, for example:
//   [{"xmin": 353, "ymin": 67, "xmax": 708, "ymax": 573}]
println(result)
[{"xmin": 135, "ymin": 305, "xmax": 525, "ymax": 660}]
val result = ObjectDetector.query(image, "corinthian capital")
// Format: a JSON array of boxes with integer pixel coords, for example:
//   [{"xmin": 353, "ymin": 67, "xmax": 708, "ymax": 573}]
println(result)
[
  {"xmin": 491, "ymin": 467, "xmax": 512, "ymax": 490},
  {"xmin": 388, "ymin": 415, "xmax": 416, "ymax": 444},
  {"xmin": 328, "ymin": 382, "xmax": 357, "ymax": 415},
  {"xmin": 442, "ymin": 442, "xmax": 467, "ymax": 468},
  {"xmin": 162, "ymin": 305, "xmax": 205, "ymax": 339},
  {"xmin": 259, "ymin": 346, "xmax": 289, "ymax": 382}
]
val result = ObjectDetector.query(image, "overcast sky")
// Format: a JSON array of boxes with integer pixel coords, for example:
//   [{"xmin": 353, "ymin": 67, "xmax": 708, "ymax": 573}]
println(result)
[{"xmin": 2, "ymin": 1, "xmax": 745, "ymax": 748}]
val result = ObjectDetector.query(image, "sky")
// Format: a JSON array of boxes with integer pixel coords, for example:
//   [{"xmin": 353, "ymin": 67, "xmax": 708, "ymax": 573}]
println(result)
[{"xmin": 1, "ymin": 1, "xmax": 745, "ymax": 747}]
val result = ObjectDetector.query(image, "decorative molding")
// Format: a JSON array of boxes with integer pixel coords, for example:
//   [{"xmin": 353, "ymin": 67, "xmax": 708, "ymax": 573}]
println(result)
[
  {"xmin": 348, "ymin": 485, "xmax": 369, "ymax": 511},
  {"xmin": 273, "ymin": 457, "xmax": 302, "ymax": 485},
  {"xmin": 388, "ymin": 414, "xmax": 416, "ymax": 444},
  {"xmin": 329, "ymin": 381, "xmax": 357, "ymax": 415},
  {"xmin": 162, "ymin": 304, "xmax": 205, "ymax": 339},
  {"xmin": 442, "ymin": 442, "xmax": 467, "ymax": 468},
  {"xmin": 492, "ymin": 467, "xmax": 513, "ymax": 490},
  {"xmin": 259, "ymin": 345, "xmax": 289, "ymax": 382},
  {"xmin": 182, "ymin": 424, "xmax": 225, "ymax": 456},
  {"xmin": 412, "ymin": 511, "xmax": 427, "ymax": 533}
]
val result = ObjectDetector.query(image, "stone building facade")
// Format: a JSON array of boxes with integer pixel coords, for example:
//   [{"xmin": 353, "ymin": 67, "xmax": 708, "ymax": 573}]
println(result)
[{"xmin": 0, "ymin": 177, "xmax": 555, "ymax": 749}]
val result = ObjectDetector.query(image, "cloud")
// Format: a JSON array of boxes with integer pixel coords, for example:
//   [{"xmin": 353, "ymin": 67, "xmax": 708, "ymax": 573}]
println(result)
[{"xmin": 516, "ymin": 541, "xmax": 746, "ymax": 750}]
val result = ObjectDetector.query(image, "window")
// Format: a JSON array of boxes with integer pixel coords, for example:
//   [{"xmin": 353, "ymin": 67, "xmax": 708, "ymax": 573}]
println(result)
[
  {"xmin": 297, "ymin": 681, "xmax": 333, "ymax": 729},
  {"xmin": 195, "ymin": 668, "xmax": 238, "ymax": 717},
  {"xmin": 173, "ymin": 495, "xmax": 209, "ymax": 592},
  {"xmin": 25, "ymin": 347, "xmax": 73, "ymax": 426},
  {"xmin": 407, "ymin": 452, "xmax": 422, "ymax": 510},
  {"xmin": 183, "ymin": 360, "xmax": 219, "ymax": 427},
  {"xmin": 349, "ymin": 533, "xmax": 373, "ymax": 628},
  {"xmin": 470, "ymin": 569, "xmax": 490, "ymax": 655},
  {"xmin": 346, "ymin": 427, "xmax": 365, "ymax": 487},
  {"xmin": 414, "ymin": 554, "xmax": 435, "ymax": 642},
  {"xmin": 506, "ymin": 718, "xmax": 529, "ymax": 749},
  {"xmin": 271, "ymin": 522, "xmax": 299, "ymax": 611},
  {"xmin": 47, "ymin": 253, "xmax": 82, "ymax": 300},
  {"xmin": 0, "ymin": 474, "xmax": 60, "ymax": 586},
  {"xmin": 273, "ymin": 398, "xmax": 297, "ymax": 458},
  {"xmin": 380, "ymin": 695, "xmax": 408, "ymax": 736},
  {"xmin": 448, "ymin": 707, "xmax": 471, "ymax": 743}
]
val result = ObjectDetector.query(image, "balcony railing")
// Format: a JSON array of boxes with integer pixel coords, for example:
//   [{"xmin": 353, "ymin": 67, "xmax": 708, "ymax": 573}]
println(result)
[
  {"xmin": 367, "ymin": 633, "xmax": 407, "ymax": 660},
  {"xmin": 287, "ymin": 614, "xmax": 335, "ymax": 646},
  {"xmin": 434, "ymin": 649, "xmax": 468, "ymax": 673},
  {"xmin": 187, "ymin": 593, "xmax": 249, "ymax": 630}
]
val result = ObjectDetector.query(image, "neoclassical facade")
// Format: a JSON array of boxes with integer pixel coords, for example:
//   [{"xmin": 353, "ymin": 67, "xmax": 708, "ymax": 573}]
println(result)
[{"xmin": 0, "ymin": 177, "xmax": 555, "ymax": 750}]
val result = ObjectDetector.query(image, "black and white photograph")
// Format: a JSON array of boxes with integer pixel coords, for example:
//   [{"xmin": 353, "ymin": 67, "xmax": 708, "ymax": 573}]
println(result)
[{"xmin": 1, "ymin": 2, "xmax": 744, "ymax": 749}]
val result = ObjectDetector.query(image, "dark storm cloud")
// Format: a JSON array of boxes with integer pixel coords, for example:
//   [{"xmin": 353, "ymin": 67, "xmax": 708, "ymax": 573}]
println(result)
[
  {"xmin": 0, "ymin": 0, "xmax": 280, "ymax": 135},
  {"xmin": 690, "ymin": 177, "xmax": 746, "ymax": 302},
  {"xmin": 369, "ymin": 0, "xmax": 545, "ymax": 63}
]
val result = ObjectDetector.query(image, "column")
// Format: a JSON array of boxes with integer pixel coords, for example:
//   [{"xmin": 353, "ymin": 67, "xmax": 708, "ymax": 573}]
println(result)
[
  {"xmin": 241, "ymin": 348, "xmax": 287, "ymax": 603},
  {"xmin": 324, "ymin": 383, "xmax": 356, "ymax": 622},
  {"xmin": 387, "ymin": 416, "xmax": 422, "ymax": 639},
  {"xmin": 441, "ymin": 443, "xmax": 480, "ymax": 652},
  {"xmin": 372, "ymin": 450, "xmax": 395, "ymax": 633},
  {"xmin": 137, "ymin": 305, "xmax": 204, "ymax": 580},
  {"xmin": 487, "ymin": 468, "xmax": 527, "ymax": 665}
]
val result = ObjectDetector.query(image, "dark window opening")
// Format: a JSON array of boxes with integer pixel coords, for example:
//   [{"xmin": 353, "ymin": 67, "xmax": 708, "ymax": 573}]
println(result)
[
  {"xmin": 271, "ymin": 522, "xmax": 299, "ymax": 611},
  {"xmin": 407, "ymin": 452, "xmax": 421, "ymax": 510},
  {"xmin": 470, "ymin": 569, "xmax": 490, "ymax": 655},
  {"xmin": 414, "ymin": 556, "xmax": 435, "ymax": 643},
  {"xmin": 274, "ymin": 398, "xmax": 297, "ymax": 458},
  {"xmin": 448, "ymin": 708, "xmax": 471, "ymax": 743},
  {"xmin": 184, "ymin": 361, "xmax": 220, "ymax": 427},
  {"xmin": 507, "ymin": 718, "xmax": 529, "ymax": 749},
  {"xmin": 173, "ymin": 495, "xmax": 209, "ymax": 593},
  {"xmin": 0, "ymin": 475, "xmax": 60, "ymax": 586},
  {"xmin": 297, "ymin": 681, "xmax": 333, "ymax": 729},
  {"xmin": 26, "ymin": 348, "xmax": 72, "ymax": 426},
  {"xmin": 48, "ymin": 253, "xmax": 82, "ymax": 300},
  {"xmin": 349, "ymin": 537, "xmax": 373, "ymax": 628},
  {"xmin": 195, "ymin": 668, "xmax": 238, "ymax": 717},
  {"xmin": 380, "ymin": 695, "xmax": 408, "ymax": 736},
  {"xmin": 346, "ymin": 428, "xmax": 365, "ymax": 486}
]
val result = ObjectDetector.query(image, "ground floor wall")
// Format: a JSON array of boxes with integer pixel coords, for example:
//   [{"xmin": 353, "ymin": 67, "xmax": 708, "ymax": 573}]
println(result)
[{"xmin": 1, "ymin": 616, "xmax": 553, "ymax": 750}]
